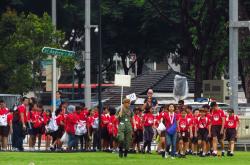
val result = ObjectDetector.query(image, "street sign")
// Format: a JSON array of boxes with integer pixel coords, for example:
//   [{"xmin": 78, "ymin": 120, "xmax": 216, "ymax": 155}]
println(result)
[{"xmin": 42, "ymin": 47, "xmax": 75, "ymax": 57}]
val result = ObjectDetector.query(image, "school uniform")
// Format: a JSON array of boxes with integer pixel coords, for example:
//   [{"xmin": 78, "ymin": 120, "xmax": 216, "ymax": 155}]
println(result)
[
  {"xmin": 177, "ymin": 116, "xmax": 190, "ymax": 143},
  {"xmin": 225, "ymin": 115, "xmax": 239, "ymax": 142},
  {"xmin": 210, "ymin": 109, "xmax": 225, "ymax": 140},
  {"xmin": 195, "ymin": 116, "xmax": 210, "ymax": 142}
]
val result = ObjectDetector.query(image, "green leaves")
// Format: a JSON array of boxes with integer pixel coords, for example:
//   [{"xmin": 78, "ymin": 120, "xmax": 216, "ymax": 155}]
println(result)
[{"xmin": 0, "ymin": 10, "xmax": 65, "ymax": 94}]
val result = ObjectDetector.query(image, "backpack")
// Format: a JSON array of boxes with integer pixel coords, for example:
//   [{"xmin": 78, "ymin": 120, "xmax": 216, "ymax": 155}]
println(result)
[{"xmin": 0, "ymin": 114, "xmax": 8, "ymax": 126}]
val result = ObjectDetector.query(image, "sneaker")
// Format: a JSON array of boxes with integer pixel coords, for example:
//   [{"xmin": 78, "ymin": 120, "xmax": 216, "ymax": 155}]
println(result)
[
  {"xmin": 229, "ymin": 153, "xmax": 234, "ymax": 156},
  {"xmin": 124, "ymin": 150, "xmax": 128, "ymax": 158},
  {"xmin": 165, "ymin": 152, "xmax": 169, "ymax": 159},
  {"xmin": 161, "ymin": 151, "xmax": 165, "ymax": 158},
  {"xmin": 171, "ymin": 156, "xmax": 175, "ymax": 160},
  {"xmin": 222, "ymin": 151, "xmax": 225, "ymax": 157},
  {"xmin": 119, "ymin": 150, "xmax": 123, "ymax": 158}
]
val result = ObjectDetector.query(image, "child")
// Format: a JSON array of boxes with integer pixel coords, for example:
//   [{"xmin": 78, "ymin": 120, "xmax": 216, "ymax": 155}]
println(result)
[
  {"xmin": 191, "ymin": 108, "xmax": 200, "ymax": 155},
  {"xmin": 177, "ymin": 109, "xmax": 193, "ymax": 158},
  {"xmin": 101, "ymin": 106, "xmax": 111, "ymax": 151},
  {"xmin": 225, "ymin": 108, "xmax": 239, "ymax": 156},
  {"xmin": 142, "ymin": 106, "xmax": 155, "ymax": 154},
  {"xmin": 108, "ymin": 107, "xmax": 119, "ymax": 153},
  {"xmin": 195, "ymin": 108, "xmax": 211, "ymax": 157},
  {"xmin": 162, "ymin": 104, "xmax": 178, "ymax": 159},
  {"xmin": 132, "ymin": 107, "xmax": 143, "ymax": 153},
  {"xmin": 43, "ymin": 109, "xmax": 52, "ymax": 151}
]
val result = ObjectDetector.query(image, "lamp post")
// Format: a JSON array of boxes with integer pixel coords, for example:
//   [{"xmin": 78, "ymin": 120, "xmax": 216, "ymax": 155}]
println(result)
[
  {"xmin": 97, "ymin": 0, "xmax": 103, "ymax": 151},
  {"xmin": 229, "ymin": 0, "xmax": 250, "ymax": 114}
]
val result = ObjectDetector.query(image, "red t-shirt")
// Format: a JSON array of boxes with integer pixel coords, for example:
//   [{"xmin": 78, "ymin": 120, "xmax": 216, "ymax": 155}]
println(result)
[
  {"xmin": 28, "ymin": 111, "xmax": 43, "ymax": 128},
  {"xmin": 65, "ymin": 113, "xmax": 77, "ymax": 134},
  {"xmin": 101, "ymin": 113, "xmax": 110, "ymax": 128},
  {"xmin": 7, "ymin": 113, "xmax": 13, "ymax": 124},
  {"xmin": 143, "ymin": 113, "xmax": 154, "ymax": 127},
  {"xmin": 17, "ymin": 104, "xmax": 27, "ymax": 123},
  {"xmin": 162, "ymin": 112, "xmax": 176, "ymax": 129},
  {"xmin": 87, "ymin": 116, "xmax": 95, "ymax": 128},
  {"xmin": 154, "ymin": 114, "xmax": 161, "ymax": 128},
  {"xmin": 187, "ymin": 113, "xmax": 193, "ymax": 126},
  {"xmin": 196, "ymin": 116, "xmax": 210, "ymax": 129},
  {"xmin": 133, "ymin": 114, "xmax": 143, "ymax": 130},
  {"xmin": 0, "ymin": 107, "xmax": 9, "ymax": 115},
  {"xmin": 225, "ymin": 115, "xmax": 239, "ymax": 129},
  {"xmin": 211, "ymin": 109, "xmax": 225, "ymax": 126},
  {"xmin": 107, "ymin": 115, "xmax": 118, "ymax": 136},
  {"xmin": 55, "ymin": 113, "xmax": 65, "ymax": 126},
  {"xmin": 43, "ymin": 114, "xmax": 51, "ymax": 125},
  {"xmin": 81, "ymin": 108, "xmax": 89, "ymax": 118},
  {"xmin": 178, "ymin": 116, "xmax": 189, "ymax": 132}
]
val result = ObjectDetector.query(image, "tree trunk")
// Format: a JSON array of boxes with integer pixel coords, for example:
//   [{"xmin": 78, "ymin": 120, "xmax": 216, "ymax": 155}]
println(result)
[{"xmin": 194, "ymin": 51, "xmax": 202, "ymax": 98}]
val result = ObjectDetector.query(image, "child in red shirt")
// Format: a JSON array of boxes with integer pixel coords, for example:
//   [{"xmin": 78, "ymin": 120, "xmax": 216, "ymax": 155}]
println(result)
[
  {"xmin": 107, "ymin": 107, "xmax": 119, "ymax": 153},
  {"xmin": 101, "ymin": 106, "xmax": 110, "ymax": 151},
  {"xmin": 210, "ymin": 102, "xmax": 226, "ymax": 156},
  {"xmin": 225, "ymin": 108, "xmax": 239, "ymax": 156},
  {"xmin": 177, "ymin": 109, "xmax": 193, "ymax": 158},
  {"xmin": 142, "ymin": 106, "xmax": 155, "ymax": 154},
  {"xmin": 132, "ymin": 107, "xmax": 143, "ymax": 153},
  {"xmin": 195, "ymin": 108, "xmax": 211, "ymax": 157},
  {"xmin": 65, "ymin": 105, "xmax": 77, "ymax": 151}
]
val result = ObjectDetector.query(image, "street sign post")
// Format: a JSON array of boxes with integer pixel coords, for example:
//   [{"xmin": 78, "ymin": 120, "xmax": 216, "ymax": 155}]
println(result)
[
  {"xmin": 41, "ymin": 46, "xmax": 75, "ymax": 112},
  {"xmin": 42, "ymin": 47, "xmax": 75, "ymax": 57}
]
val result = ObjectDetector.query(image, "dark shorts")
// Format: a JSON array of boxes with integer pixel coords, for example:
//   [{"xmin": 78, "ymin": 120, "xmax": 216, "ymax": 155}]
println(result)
[
  {"xmin": 225, "ymin": 128, "xmax": 237, "ymax": 142},
  {"xmin": 133, "ymin": 129, "xmax": 143, "ymax": 143},
  {"xmin": 211, "ymin": 125, "xmax": 223, "ymax": 140},
  {"xmin": 32, "ymin": 127, "xmax": 44, "ymax": 136},
  {"xmin": 101, "ymin": 127, "xmax": 110, "ymax": 141},
  {"xmin": 197, "ymin": 128, "xmax": 209, "ymax": 142},
  {"xmin": 0, "ymin": 126, "xmax": 9, "ymax": 137},
  {"xmin": 178, "ymin": 131, "xmax": 189, "ymax": 143},
  {"xmin": 191, "ymin": 136, "xmax": 198, "ymax": 144}
]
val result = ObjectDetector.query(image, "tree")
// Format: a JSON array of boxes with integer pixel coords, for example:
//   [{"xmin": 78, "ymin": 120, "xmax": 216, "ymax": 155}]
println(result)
[{"xmin": 0, "ymin": 9, "xmax": 65, "ymax": 95}]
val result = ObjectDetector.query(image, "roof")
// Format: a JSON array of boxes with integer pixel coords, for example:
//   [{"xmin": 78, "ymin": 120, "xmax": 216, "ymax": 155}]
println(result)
[
  {"xmin": 98, "ymin": 69, "xmax": 195, "ymax": 107},
  {"xmin": 152, "ymin": 70, "xmax": 195, "ymax": 93}
]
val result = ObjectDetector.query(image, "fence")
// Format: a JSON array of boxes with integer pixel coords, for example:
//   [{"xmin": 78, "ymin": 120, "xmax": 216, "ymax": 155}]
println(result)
[{"xmin": 0, "ymin": 94, "xmax": 22, "ymax": 109}]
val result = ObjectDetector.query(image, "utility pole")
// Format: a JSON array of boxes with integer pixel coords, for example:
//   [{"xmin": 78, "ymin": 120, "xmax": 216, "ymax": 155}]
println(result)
[
  {"xmin": 97, "ymin": 0, "xmax": 102, "ymax": 151},
  {"xmin": 52, "ymin": 0, "xmax": 57, "ymax": 112},
  {"xmin": 229, "ymin": 0, "xmax": 250, "ymax": 114},
  {"xmin": 85, "ymin": 0, "xmax": 91, "ymax": 109}
]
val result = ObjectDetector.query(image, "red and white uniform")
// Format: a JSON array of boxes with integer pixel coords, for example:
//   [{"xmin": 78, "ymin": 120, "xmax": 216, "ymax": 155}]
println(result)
[
  {"xmin": 225, "ymin": 115, "xmax": 239, "ymax": 129},
  {"xmin": 195, "ymin": 116, "xmax": 210, "ymax": 129},
  {"xmin": 178, "ymin": 116, "xmax": 189, "ymax": 132},
  {"xmin": 143, "ymin": 113, "xmax": 154, "ymax": 127},
  {"xmin": 210, "ymin": 109, "xmax": 225, "ymax": 126},
  {"xmin": 0, "ymin": 107, "xmax": 12, "ymax": 125},
  {"xmin": 133, "ymin": 114, "xmax": 143, "ymax": 130},
  {"xmin": 17, "ymin": 104, "xmax": 27, "ymax": 123},
  {"xmin": 65, "ymin": 113, "xmax": 77, "ymax": 134},
  {"xmin": 27, "ymin": 111, "xmax": 43, "ymax": 128},
  {"xmin": 107, "ymin": 115, "xmax": 118, "ymax": 137},
  {"xmin": 101, "ymin": 113, "xmax": 110, "ymax": 128}
]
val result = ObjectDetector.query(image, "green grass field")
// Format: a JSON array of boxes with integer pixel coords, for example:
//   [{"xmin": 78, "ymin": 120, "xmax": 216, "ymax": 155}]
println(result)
[{"xmin": 0, "ymin": 152, "xmax": 250, "ymax": 165}]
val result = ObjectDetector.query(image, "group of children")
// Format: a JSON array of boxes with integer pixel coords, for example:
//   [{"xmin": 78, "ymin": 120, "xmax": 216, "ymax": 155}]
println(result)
[
  {"xmin": 0, "ymin": 97, "xmax": 240, "ymax": 158},
  {"xmin": 132, "ymin": 101, "xmax": 240, "ymax": 158}
]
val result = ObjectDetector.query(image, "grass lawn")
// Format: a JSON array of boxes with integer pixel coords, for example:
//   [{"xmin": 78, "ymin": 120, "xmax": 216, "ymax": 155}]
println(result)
[{"xmin": 0, "ymin": 152, "xmax": 250, "ymax": 165}]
